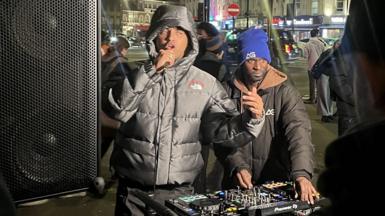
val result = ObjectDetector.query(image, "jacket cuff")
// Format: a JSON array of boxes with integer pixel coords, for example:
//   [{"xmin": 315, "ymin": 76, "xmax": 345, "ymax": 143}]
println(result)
[
  {"xmin": 291, "ymin": 170, "xmax": 312, "ymax": 181},
  {"xmin": 242, "ymin": 110, "xmax": 265, "ymax": 137},
  {"xmin": 144, "ymin": 61, "xmax": 162, "ymax": 83}
]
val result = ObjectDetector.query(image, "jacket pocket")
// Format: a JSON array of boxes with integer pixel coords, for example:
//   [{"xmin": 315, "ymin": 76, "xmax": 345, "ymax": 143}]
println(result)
[
  {"xmin": 172, "ymin": 142, "xmax": 201, "ymax": 158},
  {"xmin": 120, "ymin": 138, "xmax": 155, "ymax": 156}
]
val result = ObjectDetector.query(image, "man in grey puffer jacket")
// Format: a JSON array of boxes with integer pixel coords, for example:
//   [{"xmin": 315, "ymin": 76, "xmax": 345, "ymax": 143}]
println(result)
[{"xmin": 102, "ymin": 5, "xmax": 265, "ymax": 215}]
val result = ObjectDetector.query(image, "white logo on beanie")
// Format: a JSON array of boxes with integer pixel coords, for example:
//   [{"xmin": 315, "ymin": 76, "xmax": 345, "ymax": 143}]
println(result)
[{"xmin": 246, "ymin": 52, "xmax": 256, "ymax": 59}]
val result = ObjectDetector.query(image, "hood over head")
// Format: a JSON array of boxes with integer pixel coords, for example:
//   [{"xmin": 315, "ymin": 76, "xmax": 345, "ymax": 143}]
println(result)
[{"xmin": 145, "ymin": 5, "xmax": 198, "ymax": 67}]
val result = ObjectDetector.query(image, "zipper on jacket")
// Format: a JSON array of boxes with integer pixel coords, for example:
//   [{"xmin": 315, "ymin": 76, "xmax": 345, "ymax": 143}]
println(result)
[{"xmin": 153, "ymin": 78, "xmax": 164, "ymax": 191}]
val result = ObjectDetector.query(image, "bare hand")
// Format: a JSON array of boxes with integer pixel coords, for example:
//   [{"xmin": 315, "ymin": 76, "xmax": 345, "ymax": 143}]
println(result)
[
  {"xmin": 155, "ymin": 49, "xmax": 175, "ymax": 72},
  {"xmin": 242, "ymin": 87, "xmax": 264, "ymax": 118},
  {"xmin": 236, "ymin": 169, "xmax": 253, "ymax": 189},
  {"xmin": 295, "ymin": 176, "xmax": 319, "ymax": 204}
]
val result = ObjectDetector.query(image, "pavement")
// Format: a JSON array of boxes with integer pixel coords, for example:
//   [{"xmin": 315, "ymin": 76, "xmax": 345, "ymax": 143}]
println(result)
[{"xmin": 15, "ymin": 58, "xmax": 338, "ymax": 216}]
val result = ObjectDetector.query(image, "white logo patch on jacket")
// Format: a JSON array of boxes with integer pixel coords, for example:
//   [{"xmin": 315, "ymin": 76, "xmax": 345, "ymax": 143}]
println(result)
[
  {"xmin": 188, "ymin": 80, "xmax": 204, "ymax": 90},
  {"xmin": 265, "ymin": 109, "xmax": 275, "ymax": 116}
]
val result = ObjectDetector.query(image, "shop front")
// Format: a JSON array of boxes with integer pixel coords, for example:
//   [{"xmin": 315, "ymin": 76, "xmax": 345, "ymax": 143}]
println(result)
[{"xmin": 320, "ymin": 16, "xmax": 346, "ymax": 39}]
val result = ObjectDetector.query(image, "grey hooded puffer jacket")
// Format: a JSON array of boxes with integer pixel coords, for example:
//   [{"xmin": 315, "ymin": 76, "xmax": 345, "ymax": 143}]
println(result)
[{"xmin": 102, "ymin": 5, "xmax": 265, "ymax": 186}]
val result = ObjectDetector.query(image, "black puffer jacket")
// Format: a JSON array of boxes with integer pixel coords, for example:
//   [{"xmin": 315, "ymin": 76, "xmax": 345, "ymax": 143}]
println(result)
[
  {"xmin": 217, "ymin": 66, "xmax": 314, "ymax": 188},
  {"xmin": 102, "ymin": 5, "xmax": 265, "ymax": 186},
  {"xmin": 194, "ymin": 51, "xmax": 227, "ymax": 82}
]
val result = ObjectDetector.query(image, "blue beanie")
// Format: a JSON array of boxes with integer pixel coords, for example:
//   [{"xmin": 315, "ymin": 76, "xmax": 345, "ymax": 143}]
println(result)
[{"xmin": 238, "ymin": 28, "xmax": 271, "ymax": 63}]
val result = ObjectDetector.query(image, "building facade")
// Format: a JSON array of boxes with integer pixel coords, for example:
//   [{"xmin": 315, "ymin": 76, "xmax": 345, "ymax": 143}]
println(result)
[
  {"xmin": 102, "ymin": 0, "xmax": 351, "ymax": 40},
  {"xmin": 214, "ymin": 0, "xmax": 350, "ymax": 40},
  {"xmin": 270, "ymin": 0, "xmax": 351, "ymax": 40},
  {"xmin": 102, "ymin": 0, "xmax": 182, "ymax": 37}
]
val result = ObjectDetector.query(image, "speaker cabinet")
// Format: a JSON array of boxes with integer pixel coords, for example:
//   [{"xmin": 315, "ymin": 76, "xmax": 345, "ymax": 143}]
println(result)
[{"xmin": 0, "ymin": 0, "xmax": 98, "ymax": 202}]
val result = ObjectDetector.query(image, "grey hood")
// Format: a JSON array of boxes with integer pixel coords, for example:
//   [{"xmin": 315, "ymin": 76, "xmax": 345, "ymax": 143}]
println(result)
[{"xmin": 145, "ymin": 5, "xmax": 198, "ymax": 73}]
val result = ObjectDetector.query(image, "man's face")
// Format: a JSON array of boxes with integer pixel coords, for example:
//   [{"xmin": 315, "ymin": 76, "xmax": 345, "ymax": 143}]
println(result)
[
  {"xmin": 197, "ymin": 29, "xmax": 209, "ymax": 40},
  {"xmin": 155, "ymin": 27, "xmax": 189, "ymax": 60},
  {"xmin": 243, "ymin": 58, "xmax": 269, "ymax": 83}
]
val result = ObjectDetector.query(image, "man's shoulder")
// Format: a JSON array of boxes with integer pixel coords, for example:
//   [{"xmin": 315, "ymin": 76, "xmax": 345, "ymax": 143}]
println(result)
[
  {"xmin": 189, "ymin": 65, "xmax": 219, "ymax": 82},
  {"xmin": 274, "ymin": 80, "xmax": 299, "ymax": 97}
]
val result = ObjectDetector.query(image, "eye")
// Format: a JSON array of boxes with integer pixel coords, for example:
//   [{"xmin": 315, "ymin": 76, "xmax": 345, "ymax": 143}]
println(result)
[
  {"xmin": 247, "ymin": 59, "xmax": 256, "ymax": 64},
  {"xmin": 159, "ymin": 28, "xmax": 169, "ymax": 37},
  {"xmin": 175, "ymin": 27, "xmax": 185, "ymax": 35}
]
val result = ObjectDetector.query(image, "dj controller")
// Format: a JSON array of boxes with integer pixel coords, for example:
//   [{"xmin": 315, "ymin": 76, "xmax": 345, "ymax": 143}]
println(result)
[{"xmin": 165, "ymin": 182, "xmax": 329, "ymax": 216}]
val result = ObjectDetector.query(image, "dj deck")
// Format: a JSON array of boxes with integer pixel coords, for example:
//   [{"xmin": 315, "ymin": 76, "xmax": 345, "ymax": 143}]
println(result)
[{"xmin": 164, "ymin": 182, "xmax": 329, "ymax": 216}]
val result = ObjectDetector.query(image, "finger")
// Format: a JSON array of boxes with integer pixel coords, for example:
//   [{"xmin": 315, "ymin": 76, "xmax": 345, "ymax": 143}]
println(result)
[
  {"xmin": 248, "ymin": 108, "xmax": 260, "ymax": 115},
  {"xmin": 251, "ymin": 86, "xmax": 257, "ymax": 94},
  {"xmin": 245, "ymin": 177, "xmax": 253, "ymax": 189},
  {"xmin": 236, "ymin": 173, "xmax": 248, "ymax": 189},
  {"xmin": 301, "ymin": 189, "xmax": 309, "ymax": 203},
  {"xmin": 311, "ymin": 186, "xmax": 319, "ymax": 200},
  {"xmin": 313, "ymin": 190, "xmax": 320, "ymax": 199},
  {"xmin": 240, "ymin": 170, "xmax": 253, "ymax": 189},
  {"xmin": 242, "ymin": 95, "xmax": 259, "ymax": 102},
  {"xmin": 309, "ymin": 191, "xmax": 314, "ymax": 205},
  {"xmin": 242, "ymin": 101, "xmax": 260, "ymax": 108}
]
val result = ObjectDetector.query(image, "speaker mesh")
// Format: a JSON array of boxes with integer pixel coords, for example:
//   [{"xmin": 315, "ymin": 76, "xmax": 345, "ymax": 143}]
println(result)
[{"xmin": 0, "ymin": 0, "xmax": 98, "ymax": 202}]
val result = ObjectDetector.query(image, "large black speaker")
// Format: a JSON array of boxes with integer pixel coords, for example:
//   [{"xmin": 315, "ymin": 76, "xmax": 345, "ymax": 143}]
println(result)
[{"xmin": 0, "ymin": 0, "xmax": 99, "ymax": 202}]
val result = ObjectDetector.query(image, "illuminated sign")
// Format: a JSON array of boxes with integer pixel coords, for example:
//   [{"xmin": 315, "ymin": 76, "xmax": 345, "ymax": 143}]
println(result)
[
  {"xmin": 331, "ymin": 16, "xmax": 346, "ymax": 23},
  {"xmin": 294, "ymin": 18, "xmax": 313, "ymax": 25}
]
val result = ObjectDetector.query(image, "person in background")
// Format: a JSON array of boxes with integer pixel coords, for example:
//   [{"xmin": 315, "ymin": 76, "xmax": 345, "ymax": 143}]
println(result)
[
  {"xmin": 100, "ymin": 30, "xmax": 110, "ymax": 57},
  {"xmin": 305, "ymin": 29, "xmax": 334, "ymax": 122},
  {"xmin": 194, "ymin": 22, "xmax": 227, "ymax": 82},
  {"xmin": 302, "ymin": 29, "xmax": 326, "ymax": 105},
  {"xmin": 317, "ymin": 1, "xmax": 385, "ymax": 215},
  {"xmin": 102, "ymin": 5, "xmax": 265, "ymax": 215},
  {"xmin": 100, "ymin": 36, "xmax": 130, "ymax": 157},
  {"xmin": 217, "ymin": 28, "xmax": 317, "ymax": 204},
  {"xmin": 312, "ymin": 39, "xmax": 357, "ymax": 135},
  {"xmin": 195, "ymin": 22, "xmax": 220, "ymax": 58}
]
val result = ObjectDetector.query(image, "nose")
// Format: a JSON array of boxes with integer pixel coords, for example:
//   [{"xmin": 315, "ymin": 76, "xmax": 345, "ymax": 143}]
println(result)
[
  {"xmin": 167, "ymin": 28, "xmax": 177, "ymax": 41},
  {"xmin": 253, "ymin": 60, "xmax": 261, "ymax": 70}
]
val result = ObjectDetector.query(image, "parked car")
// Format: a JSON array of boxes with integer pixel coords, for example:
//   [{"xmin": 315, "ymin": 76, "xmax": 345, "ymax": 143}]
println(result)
[
  {"xmin": 127, "ymin": 37, "xmax": 144, "ymax": 47},
  {"xmin": 264, "ymin": 29, "xmax": 300, "ymax": 70},
  {"xmin": 225, "ymin": 28, "xmax": 299, "ymax": 58}
]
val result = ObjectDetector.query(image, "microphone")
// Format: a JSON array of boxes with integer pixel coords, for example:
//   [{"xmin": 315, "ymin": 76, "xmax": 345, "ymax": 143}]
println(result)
[
  {"xmin": 162, "ymin": 61, "xmax": 170, "ymax": 69},
  {"xmin": 158, "ymin": 61, "xmax": 170, "ymax": 73}
]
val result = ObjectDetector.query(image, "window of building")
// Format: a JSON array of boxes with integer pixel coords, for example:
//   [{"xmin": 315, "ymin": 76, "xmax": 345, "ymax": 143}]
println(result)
[
  {"xmin": 336, "ymin": 0, "xmax": 344, "ymax": 12},
  {"xmin": 295, "ymin": 0, "xmax": 301, "ymax": 11},
  {"xmin": 312, "ymin": 0, "xmax": 318, "ymax": 15}
]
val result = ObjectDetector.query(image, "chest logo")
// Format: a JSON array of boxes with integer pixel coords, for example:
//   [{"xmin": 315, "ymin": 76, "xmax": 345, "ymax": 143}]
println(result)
[
  {"xmin": 188, "ymin": 80, "xmax": 204, "ymax": 90},
  {"xmin": 265, "ymin": 109, "xmax": 275, "ymax": 116}
]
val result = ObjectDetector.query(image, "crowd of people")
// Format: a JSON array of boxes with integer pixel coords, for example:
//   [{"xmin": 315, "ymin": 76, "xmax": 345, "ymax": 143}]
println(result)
[{"xmin": 2, "ymin": 1, "xmax": 384, "ymax": 216}]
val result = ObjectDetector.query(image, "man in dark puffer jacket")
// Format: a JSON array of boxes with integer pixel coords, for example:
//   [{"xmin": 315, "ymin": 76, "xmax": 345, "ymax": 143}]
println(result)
[
  {"xmin": 216, "ymin": 28, "xmax": 317, "ymax": 204},
  {"xmin": 102, "ymin": 5, "xmax": 265, "ymax": 215}
]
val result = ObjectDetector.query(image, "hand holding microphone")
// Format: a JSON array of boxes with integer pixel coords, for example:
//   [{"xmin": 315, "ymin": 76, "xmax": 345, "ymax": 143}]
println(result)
[{"xmin": 155, "ymin": 49, "xmax": 175, "ymax": 73}]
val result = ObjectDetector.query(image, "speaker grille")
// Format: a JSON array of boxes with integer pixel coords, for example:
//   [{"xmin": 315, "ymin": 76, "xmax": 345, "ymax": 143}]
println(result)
[{"xmin": 0, "ymin": 0, "xmax": 98, "ymax": 201}]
